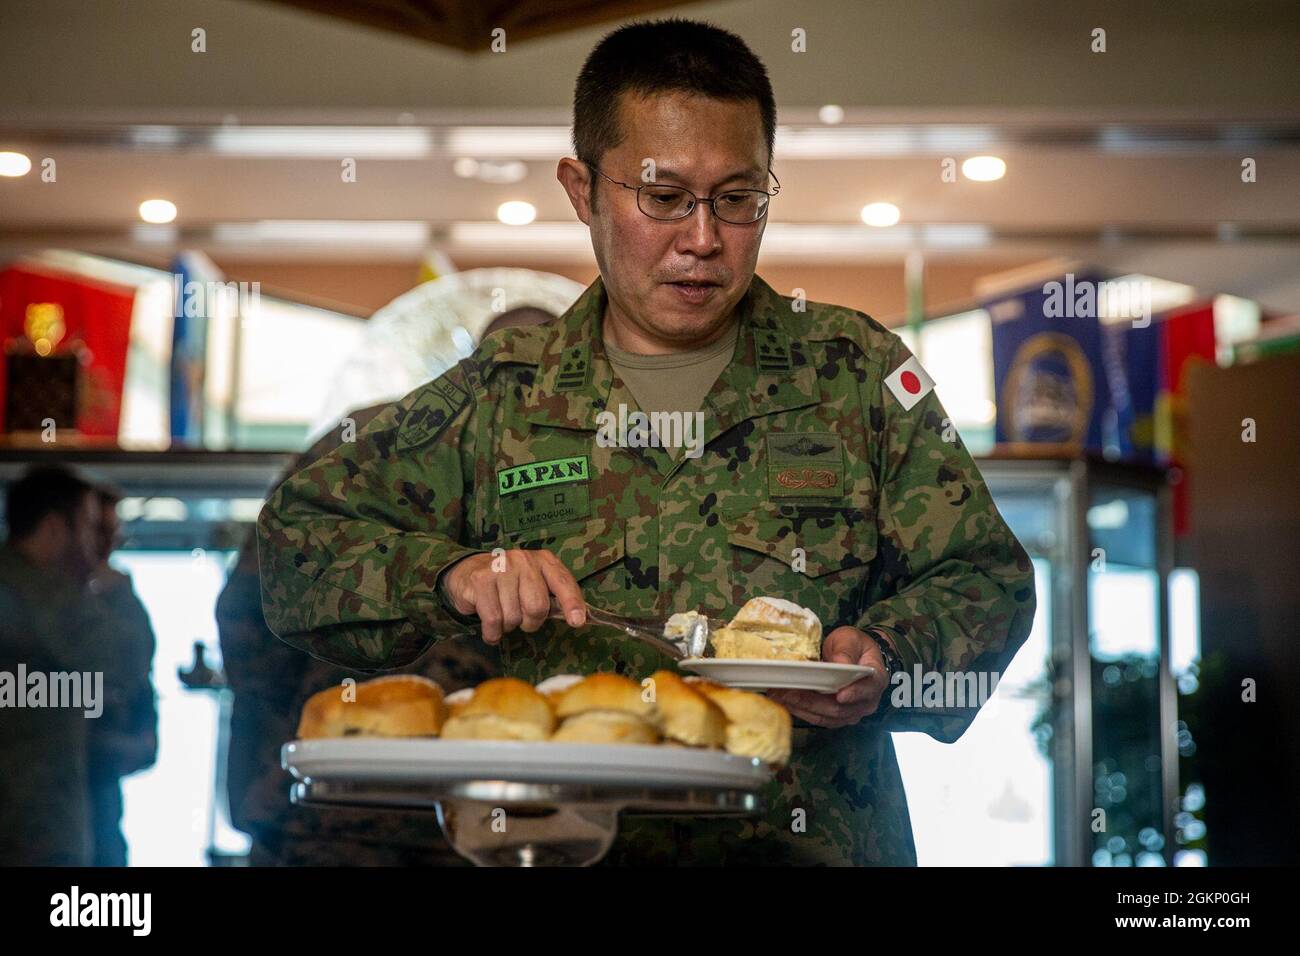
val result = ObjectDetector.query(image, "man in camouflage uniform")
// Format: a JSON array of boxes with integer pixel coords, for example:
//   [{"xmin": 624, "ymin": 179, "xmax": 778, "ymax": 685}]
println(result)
[
  {"xmin": 258, "ymin": 19, "xmax": 1035, "ymax": 865},
  {"xmin": 221, "ymin": 406, "xmax": 498, "ymax": 866}
]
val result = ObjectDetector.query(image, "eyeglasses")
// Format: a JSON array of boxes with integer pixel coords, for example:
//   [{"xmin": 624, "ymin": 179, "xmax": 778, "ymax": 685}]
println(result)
[{"xmin": 585, "ymin": 162, "xmax": 780, "ymax": 224}]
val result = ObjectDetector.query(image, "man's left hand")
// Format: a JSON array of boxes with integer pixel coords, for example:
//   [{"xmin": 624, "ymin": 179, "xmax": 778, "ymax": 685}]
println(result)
[{"xmin": 766, "ymin": 626, "xmax": 888, "ymax": 729}]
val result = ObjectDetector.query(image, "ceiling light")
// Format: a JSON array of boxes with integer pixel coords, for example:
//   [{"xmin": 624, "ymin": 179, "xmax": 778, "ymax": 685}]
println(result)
[
  {"xmin": 0, "ymin": 151, "xmax": 32, "ymax": 177},
  {"xmin": 860, "ymin": 202, "xmax": 901, "ymax": 227},
  {"xmin": 962, "ymin": 155, "xmax": 1006, "ymax": 181},
  {"xmin": 818, "ymin": 105, "xmax": 844, "ymax": 125},
  {"xmin": 497, "ymin": 201, "xmax": 536, "ymax": 225},
  {"xmin": 444, "ymin": 127, "xmax": 571, "ymax": 159},
  {"xmin": 211, "ymin": 220, "xmax": 430, "ymax": 245},
  {"xmin": 477, "ymin": 160, "xmax": 527, "ymax": 184},
  {"xmin": 210, "ymin": 126, "xmax": 432, "ymax": 158},
  {"xmin": 139, "ymin": 199, "xmax": 177, "ymax": 224}
]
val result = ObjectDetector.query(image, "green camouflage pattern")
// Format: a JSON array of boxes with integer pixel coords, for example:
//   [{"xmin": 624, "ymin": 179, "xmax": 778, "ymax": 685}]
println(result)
[
  {"xmin": 258, "ymin": 273, "xmax": 1037, "ymax": 866},
  {"xmin": 222, "ymin": 419, "xmax": 497, "ymax": 866}
]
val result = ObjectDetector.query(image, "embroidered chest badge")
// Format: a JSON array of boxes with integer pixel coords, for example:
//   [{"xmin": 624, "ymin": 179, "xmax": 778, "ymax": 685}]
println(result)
[{"xmin": 765, "ymin": 432, "xmax": 844, "ymax": 498}]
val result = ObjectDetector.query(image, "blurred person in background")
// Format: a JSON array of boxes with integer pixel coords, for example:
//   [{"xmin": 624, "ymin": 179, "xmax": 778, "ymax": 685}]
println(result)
[
  {"xmin": 83, "ymin": 481, "xmax": 158, "ymax": 867},
  {"xmin": 0, "ymin": 465, "xmax": 107, "ymax": 865}
]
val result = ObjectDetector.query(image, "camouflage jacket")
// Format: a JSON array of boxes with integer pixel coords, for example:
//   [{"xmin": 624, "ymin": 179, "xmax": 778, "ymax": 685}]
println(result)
[
  {"xmin": 258, "ymin": 273, "xmax": 1037, "ymax": 866},
  {"xmin": 222, "ymin": 415, "xmax": 499, "ymax": 866},
  {"xmin": 220, "ymin": 529, "xmax": 497, "ymax": 866}
]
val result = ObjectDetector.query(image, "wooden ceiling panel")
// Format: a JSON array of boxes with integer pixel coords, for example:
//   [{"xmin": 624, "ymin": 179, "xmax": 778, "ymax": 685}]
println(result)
[{"xmin": 256, "ymin": 0, "xmax": 699, "ymax": 51}]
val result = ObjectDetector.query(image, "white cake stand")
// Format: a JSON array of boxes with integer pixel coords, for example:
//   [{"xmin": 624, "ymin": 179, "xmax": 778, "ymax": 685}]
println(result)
[{"xmin": 282, "ymin": 739, "xmax": 768, "ymax": 866}]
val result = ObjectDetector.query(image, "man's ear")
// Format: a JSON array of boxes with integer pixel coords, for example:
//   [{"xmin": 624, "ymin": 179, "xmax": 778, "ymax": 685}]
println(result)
[{"xmin": 556, "ymin": 158, "xmax": 592, "ymax": 225}]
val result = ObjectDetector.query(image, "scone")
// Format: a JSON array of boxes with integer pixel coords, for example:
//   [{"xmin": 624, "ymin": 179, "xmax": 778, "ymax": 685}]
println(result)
[
  {"xmin": 711, "ymin": 596, "xmax": 822, "ymax": 661},
  {"xmin": 686, "ymin": 677, "xmax": 793, "ymax": 767},
  {"xmin": 297, "ymin": 674, "xmax": 447, "ymax": 739},
  {"xmin": 534, "ymin": 674, "xmax": 585, "ymax": 699},
  {"xmin": 440, "ymin": 677, "xmax": 555, "ymax": 741},
  {"xmin": 443, "ymin": 687, "xmax": 475, "ymax": 717},
  {"xmin": 646, "ymin": 670, "xmax": 725, "ymax": 748},
  {"xmin": 549, "ymin": 673, "xmax": 661, "ymax": 744},
  {"xmin": 551, "ymin": 710, "xmax": 660, "ymax": 744}
]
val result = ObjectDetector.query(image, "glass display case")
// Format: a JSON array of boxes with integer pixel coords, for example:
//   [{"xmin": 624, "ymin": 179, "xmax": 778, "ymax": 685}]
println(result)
[{"xmin": 895, "ymin": 454, "xmax": 1176, "ymax": 866}]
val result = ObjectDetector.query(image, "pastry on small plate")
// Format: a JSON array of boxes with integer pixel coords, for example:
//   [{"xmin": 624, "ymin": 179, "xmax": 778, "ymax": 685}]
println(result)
[
  {"xmin": 683, "ymin": 596, "xmax": 874, "ymax": 691},
  {"xmin": 710, "ymin": 596, "xmax": 822, "ymax": 661}
]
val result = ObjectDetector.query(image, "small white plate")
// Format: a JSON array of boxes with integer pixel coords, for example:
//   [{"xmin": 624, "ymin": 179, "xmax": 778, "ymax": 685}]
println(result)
[
  {"xmin": 282, "ymin": 738, "xmax": 769, "ymax": 790},
  {"xmin": 680, "ymin": 658, "xmax": 876, "ymax": 692}
]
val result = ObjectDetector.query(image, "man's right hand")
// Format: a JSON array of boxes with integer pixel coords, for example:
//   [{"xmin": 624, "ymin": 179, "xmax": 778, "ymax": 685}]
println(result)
[{"xmin": 441, "ymin": 550, "xmax": 587, "ymax": 645}]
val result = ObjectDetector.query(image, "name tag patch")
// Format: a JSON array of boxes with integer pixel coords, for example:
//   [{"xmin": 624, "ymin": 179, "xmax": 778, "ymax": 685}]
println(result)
[
  {"xmin": 497, "ymin": 455, "xmax": 589, "ymax": 496},
  {"xmin": 498, "ymin": 456, "xmax": 592, "ymax": 533},
  {"xmin": 766, "ymin": 432, "xmax": 843, "ymax": 498}
]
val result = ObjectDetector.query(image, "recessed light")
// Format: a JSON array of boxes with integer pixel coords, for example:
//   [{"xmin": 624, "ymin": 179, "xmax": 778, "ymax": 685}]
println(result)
[
  {"xmin": 0, "ymin": 152, "xmax": 32, "ymax": 177},
  {"xmin": 139, "ymin": 199, "xmax": 177, "ymax": 224},
  {"xmin": 477, "ymin": 160, "xmax": 527, "ymax": 184},
  {"xmin": 453, "ymin": 157, "xmax": 480, "ymax": 178},
  {"xmin": 860, "ymin": 202, "xmax": 900, "ymax": 227},
  {"xmin": 497, "ymin": 201, "xmax": 536, "ymax": 225},
  {"xmin": 961, "ymin": 155, "xmax": 1006, "ymax": 181},
  {"xmin": 818, "ymin": 104, "xmax": 844, "ymax": 125}
]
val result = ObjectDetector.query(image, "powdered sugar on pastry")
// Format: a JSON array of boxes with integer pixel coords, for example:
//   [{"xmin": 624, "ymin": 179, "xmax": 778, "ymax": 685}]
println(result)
[{"xmin": 534, "ymin": 674, "xmax": 585, "ymax": 696}]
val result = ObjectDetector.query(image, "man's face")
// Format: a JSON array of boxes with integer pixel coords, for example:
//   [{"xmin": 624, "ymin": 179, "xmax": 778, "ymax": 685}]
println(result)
[{"xmin": 567, "ymin": 91, "xmax": 770, "ymax": 349}]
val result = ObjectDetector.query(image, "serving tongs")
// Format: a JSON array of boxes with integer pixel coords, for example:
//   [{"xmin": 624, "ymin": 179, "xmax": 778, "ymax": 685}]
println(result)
[{"xmin": 547, "ymin": 598, "xmax": 721, "ymax": 660}]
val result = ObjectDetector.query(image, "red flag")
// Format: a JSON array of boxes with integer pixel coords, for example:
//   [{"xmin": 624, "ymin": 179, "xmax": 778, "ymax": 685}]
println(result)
[
  {"xmin": 1157, "ymin": 302, "xmax": 1216, "ymax": 537},
  {"xmin": 0, "ymin": 263, "xmax": 135, "ymax": 438}
]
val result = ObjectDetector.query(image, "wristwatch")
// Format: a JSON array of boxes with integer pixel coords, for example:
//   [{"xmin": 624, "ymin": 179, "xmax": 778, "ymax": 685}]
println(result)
[{"xmin": 862, "ymin": 626, "xmax": 902, "ymax": 708}]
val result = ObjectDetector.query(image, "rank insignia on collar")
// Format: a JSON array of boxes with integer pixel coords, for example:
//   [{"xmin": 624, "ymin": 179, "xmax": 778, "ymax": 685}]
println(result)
[
  {"xmin": 555, "ymin": 345, "xmax": 590, "ymax": 391},
  {"xmin": 756, "ymin": 329, "xmax": 792, "ymax": 372}
]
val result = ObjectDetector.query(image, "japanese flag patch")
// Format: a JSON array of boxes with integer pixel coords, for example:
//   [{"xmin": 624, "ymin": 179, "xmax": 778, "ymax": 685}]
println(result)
[{"xmin": 884, "ymin": 355, "xmax": 935, "ymax": 411}]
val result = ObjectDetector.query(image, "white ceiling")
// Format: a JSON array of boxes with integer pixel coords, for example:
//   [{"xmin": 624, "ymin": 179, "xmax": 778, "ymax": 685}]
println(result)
[{"xmin": 1, "ymin": 0, "xmax": 1299, "ymax": 310}]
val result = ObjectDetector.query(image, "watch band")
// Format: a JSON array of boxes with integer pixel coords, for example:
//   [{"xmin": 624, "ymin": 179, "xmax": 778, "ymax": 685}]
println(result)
[{"xmin": 862, "ymin": 626, "xmax": 902, "ymax": 708}]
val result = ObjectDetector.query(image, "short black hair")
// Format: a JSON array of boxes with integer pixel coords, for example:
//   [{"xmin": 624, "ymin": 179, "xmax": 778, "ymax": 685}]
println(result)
[
  {"xmin": 573, "ymin": 18, "xmax": 777, "ymax": 208},
  {"xmin": 3, "ymin": 464, "xmax": 97, "ymax": 542}
]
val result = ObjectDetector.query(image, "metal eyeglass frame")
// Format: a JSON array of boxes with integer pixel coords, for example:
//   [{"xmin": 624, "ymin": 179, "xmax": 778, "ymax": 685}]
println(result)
[{"xmin": 584, "ymin": 162, "xmax": 780, "ymax": 224}]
